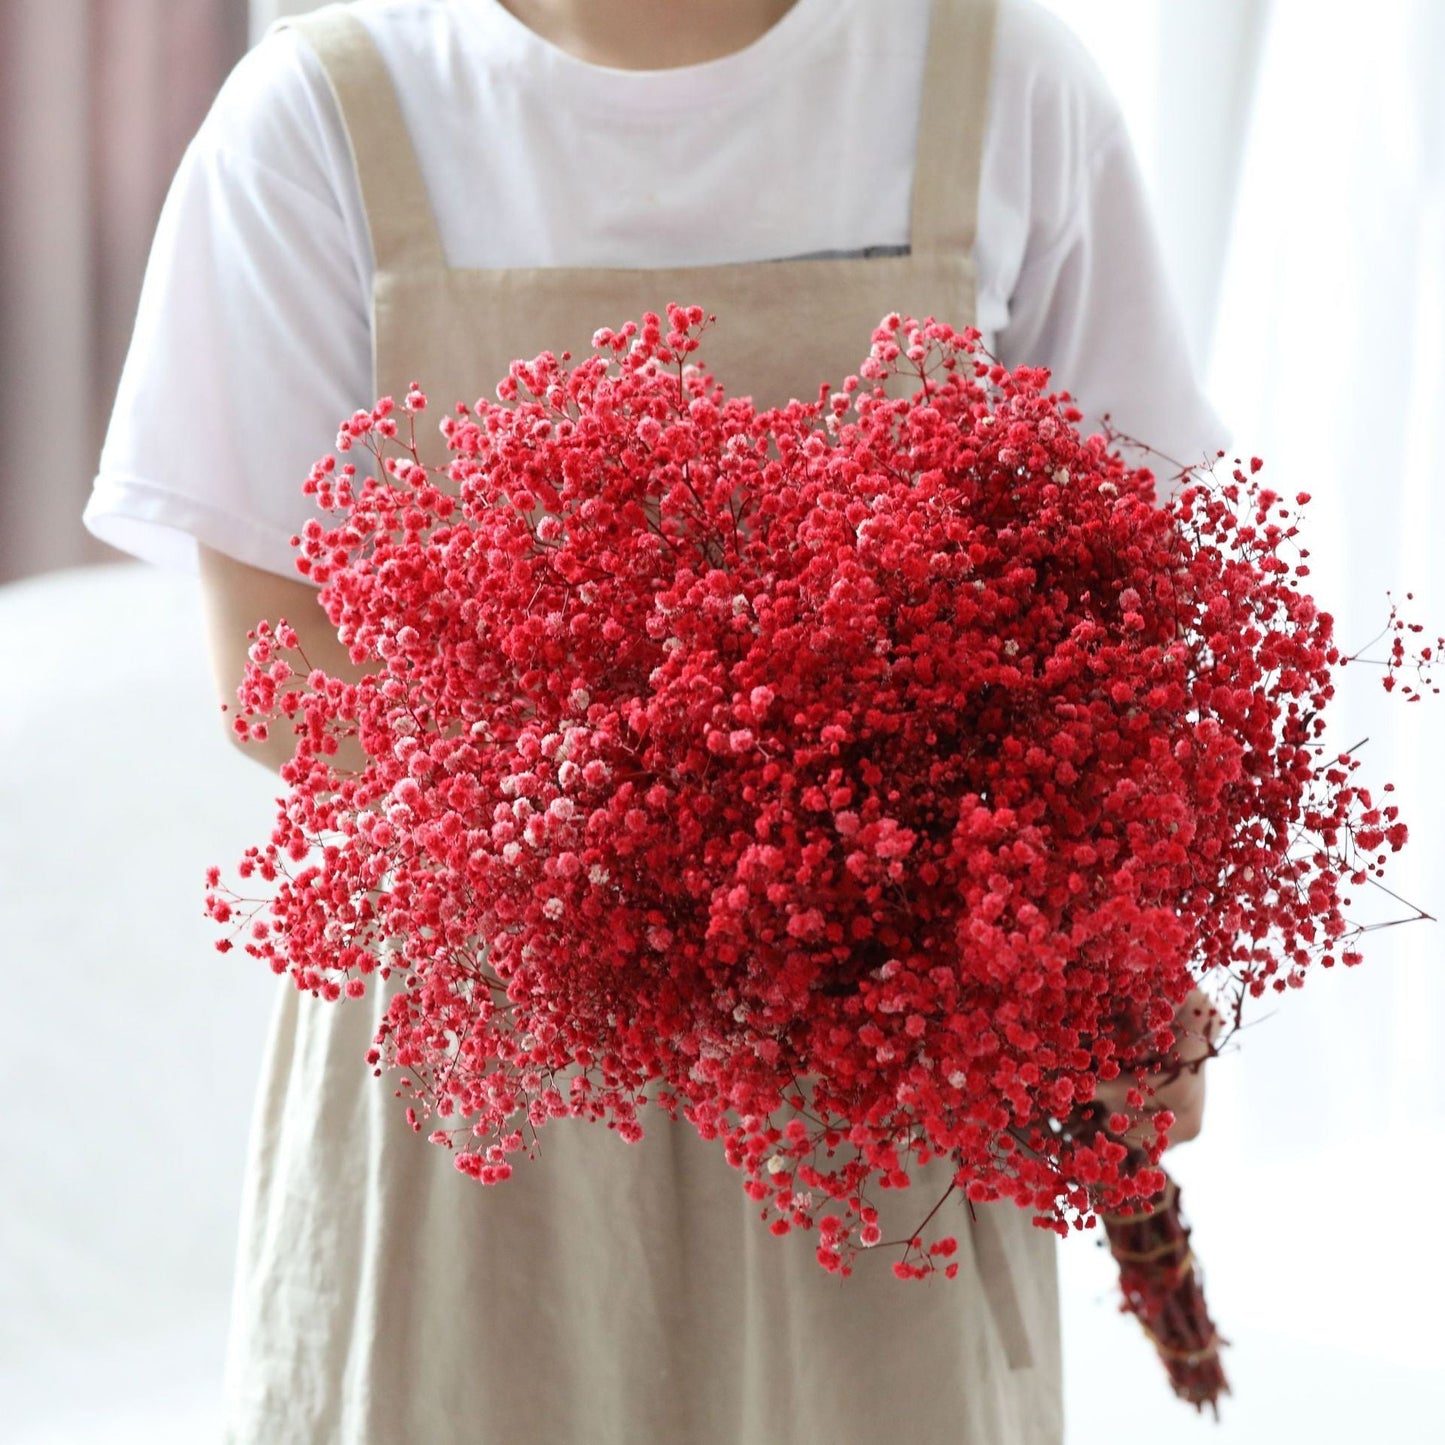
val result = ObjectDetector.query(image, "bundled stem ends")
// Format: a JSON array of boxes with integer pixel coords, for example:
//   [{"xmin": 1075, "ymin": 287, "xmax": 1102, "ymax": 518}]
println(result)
[{"xmin": 1102, "ymin": 1148, "xmax": 1230, "ymax": 1416}]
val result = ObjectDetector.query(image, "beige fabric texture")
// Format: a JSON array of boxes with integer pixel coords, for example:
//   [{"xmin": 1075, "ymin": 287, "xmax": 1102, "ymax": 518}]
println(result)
[{"xmin": 222, "ymin": 3, "xmax": 1064, "ymax": 1441}]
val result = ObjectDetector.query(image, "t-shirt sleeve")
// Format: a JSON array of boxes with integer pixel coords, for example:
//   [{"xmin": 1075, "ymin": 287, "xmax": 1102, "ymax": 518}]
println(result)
[
  {"xmin": 991, "ymin": 19, "xmax": 1232, "ymax": 506},
  {"xmin": 83, "ymin": 32, "xmax": 372, "ymax": 583}
]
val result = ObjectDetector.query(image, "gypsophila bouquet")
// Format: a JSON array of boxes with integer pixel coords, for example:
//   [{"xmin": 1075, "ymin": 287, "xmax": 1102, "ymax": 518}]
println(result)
[{"xmin": 206, "ymin": 307, "xmax": 1437, "ymax": 1408}]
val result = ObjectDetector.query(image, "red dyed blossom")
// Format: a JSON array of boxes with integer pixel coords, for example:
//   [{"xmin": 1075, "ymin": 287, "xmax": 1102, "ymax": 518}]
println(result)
[{"xmin": 206, "ymin": 306, "xmax": 1439, "ymax": 1282}]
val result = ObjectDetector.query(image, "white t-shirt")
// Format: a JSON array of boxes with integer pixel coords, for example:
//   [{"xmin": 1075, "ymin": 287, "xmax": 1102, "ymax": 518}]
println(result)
[{"xmin": 84, "ymin": 0, "xmax": 1230, "ymax": 583}]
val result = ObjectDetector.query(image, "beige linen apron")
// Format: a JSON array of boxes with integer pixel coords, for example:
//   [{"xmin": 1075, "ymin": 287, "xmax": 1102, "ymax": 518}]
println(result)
[{"xmin": 223, "ymin": 3, "xmax": 1061, "ymax": 1441}]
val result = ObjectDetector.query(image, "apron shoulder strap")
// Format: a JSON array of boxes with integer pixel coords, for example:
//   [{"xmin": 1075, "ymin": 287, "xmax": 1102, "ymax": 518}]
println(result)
[
  {"xmin": 278, "ymin": 3, "xmax": 445, "ymax": 273},
  {"xmin": 912, "ymin": 0, "xmax": 999, "ymax": 261}
]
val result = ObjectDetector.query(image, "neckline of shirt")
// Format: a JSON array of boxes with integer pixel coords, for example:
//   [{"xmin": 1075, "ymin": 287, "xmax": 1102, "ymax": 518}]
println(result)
[{"xmin": 459, "ymin": 0, "xmax": 846, "ymax": 115}]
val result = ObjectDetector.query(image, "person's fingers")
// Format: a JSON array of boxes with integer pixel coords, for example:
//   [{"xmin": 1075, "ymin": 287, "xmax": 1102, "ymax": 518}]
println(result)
[
  {"xmin": 1173, "ymin": 987, "xmax": 1224, "ymax": 1064},
  {"xmin": 1082, "ymin": 988, "xmax": 1221, "ymax": 1147}
]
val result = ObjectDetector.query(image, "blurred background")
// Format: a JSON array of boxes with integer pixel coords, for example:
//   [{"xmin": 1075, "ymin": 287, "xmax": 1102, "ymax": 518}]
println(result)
[{"xmin": 1, "ymin": 1, "xmax": 1441, "ymax": 1441}]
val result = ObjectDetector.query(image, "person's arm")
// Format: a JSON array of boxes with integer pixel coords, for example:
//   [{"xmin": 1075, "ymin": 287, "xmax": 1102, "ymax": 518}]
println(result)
[{"xmin": 197, "ymin": 543, "xmax": 374, "ymax": 778}]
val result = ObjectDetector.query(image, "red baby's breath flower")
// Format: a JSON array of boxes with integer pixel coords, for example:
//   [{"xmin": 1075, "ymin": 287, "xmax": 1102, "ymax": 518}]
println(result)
[{"xmin": 206, "ymin": 306, "xmax": 1439, "ymax": 1304}]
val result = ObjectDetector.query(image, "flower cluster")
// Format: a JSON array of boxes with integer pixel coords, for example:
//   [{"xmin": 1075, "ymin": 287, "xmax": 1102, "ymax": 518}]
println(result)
[{"xmin": 206, "ymin": 306, "xmax": 1437, "ymax": 1278}]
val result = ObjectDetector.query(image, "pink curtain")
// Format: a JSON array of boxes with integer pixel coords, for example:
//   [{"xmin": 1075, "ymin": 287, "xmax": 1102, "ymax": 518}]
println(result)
[{"xmin": 0, "ymin": 0, "xmax": 247, "ymax": 586}]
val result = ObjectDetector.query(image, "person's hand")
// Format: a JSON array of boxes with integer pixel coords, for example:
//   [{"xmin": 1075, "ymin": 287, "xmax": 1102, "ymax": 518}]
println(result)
[{"xmin": 1089, "ymin": 988, "xmax": 1222, "ymax": 1150}]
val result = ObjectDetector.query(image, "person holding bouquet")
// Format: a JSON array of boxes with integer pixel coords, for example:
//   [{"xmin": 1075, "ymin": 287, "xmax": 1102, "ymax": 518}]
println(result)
[{"xmin": 84, "ymin": 1, "xmax": 1229, "ymax": 1441}]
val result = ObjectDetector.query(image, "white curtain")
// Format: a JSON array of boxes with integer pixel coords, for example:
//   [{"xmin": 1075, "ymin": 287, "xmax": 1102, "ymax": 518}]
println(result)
[
  {"xmin": 1207, "ymin": 0, "xmax": 1444, "ymax": 1146},
  {"xmin": 0, "ymin": 0, "xmax": 246, "ymax": 587}
]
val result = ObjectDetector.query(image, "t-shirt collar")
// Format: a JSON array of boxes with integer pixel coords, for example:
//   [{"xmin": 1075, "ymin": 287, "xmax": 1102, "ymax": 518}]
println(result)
[{"xmin": 461, "ymin": 0, "xmax": 844, "ymax": 115}]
